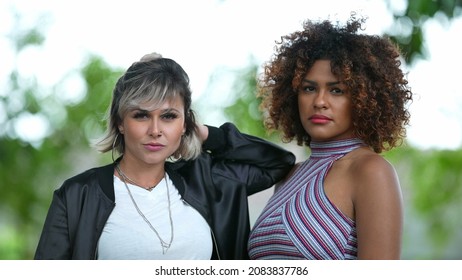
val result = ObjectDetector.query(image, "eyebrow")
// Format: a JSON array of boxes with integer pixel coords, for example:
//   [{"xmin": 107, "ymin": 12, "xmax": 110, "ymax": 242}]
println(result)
[
  {"xmin": 133, "ymin": 107, "xmax": 181, "ymax": 114},
  {"xmin": 161, "ymin": 108, "xmax": 181, "ymax": 114},
  {"xmin": 301, "ymin": 79, "xmax": 342, "ymax": 86}
]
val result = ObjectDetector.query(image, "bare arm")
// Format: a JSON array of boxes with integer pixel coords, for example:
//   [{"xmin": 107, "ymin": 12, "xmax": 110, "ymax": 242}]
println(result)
[{"xmin": 353, "ymin": 156, "xmax": 403, "ymax": 259}]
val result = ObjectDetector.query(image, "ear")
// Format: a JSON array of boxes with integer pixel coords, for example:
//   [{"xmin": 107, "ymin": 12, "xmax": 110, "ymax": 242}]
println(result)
[{"xmin": 118, "ymin": 124, "xmax": 124, "ymax": 134}]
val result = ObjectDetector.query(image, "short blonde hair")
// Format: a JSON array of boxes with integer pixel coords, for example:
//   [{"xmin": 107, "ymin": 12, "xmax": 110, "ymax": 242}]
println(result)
[{"xmin": 94, "ymin": 53, "xmax": 202, "ymax": 160}]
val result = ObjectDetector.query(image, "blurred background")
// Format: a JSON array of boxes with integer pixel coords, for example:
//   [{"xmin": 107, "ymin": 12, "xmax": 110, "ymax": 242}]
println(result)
[{"xmin": 1, "ymin": 0, "xmax": 461, "ymax": 259}]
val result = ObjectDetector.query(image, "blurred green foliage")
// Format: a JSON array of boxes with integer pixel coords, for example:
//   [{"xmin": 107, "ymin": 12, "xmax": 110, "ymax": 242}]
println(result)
[
  {"xmin": 223, "ymin": 63, "xmax": 269, "ymax": 140},
  {"xmin": 1, "ymin": 0, "xmax": 461, "ymax": 259},
  {"xmin": 384, "ymin": 147, "xmax": 462, "ymax": 258},
  {"xmin": 0, "ymin": 18, "xmax": 122, "ymax": 257},
  {"xmin": 387, "ymin": 0, "xmax": 461, "ymax": 63}
]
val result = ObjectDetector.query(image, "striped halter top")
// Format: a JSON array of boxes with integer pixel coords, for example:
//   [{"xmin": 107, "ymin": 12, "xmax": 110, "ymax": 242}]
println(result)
[{"xmin": 248, "ymin": 138, "xmax": 365, "ymax": 260}]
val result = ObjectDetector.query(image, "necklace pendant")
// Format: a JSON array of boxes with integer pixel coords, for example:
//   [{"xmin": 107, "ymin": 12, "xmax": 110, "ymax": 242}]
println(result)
[{"xmin": 161, "ymin": 242, "xmax": 171, "ymax": 254}]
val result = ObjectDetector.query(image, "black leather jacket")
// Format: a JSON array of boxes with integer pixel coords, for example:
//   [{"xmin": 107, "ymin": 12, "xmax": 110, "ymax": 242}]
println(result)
[{"xmin": 34, "ymin": 123, "xmax": 295, "ymax": 260}]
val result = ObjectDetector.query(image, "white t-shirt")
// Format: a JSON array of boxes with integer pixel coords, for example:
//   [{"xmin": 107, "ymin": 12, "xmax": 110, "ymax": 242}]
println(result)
[{"xmin": 97, "ymin": 174, "xmax": 213, "ymax": 259}]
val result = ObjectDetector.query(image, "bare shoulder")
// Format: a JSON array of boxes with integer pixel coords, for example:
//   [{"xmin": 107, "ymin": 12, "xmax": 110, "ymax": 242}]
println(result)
[
  {"xmin": 347, "ymin": 148, "xmax": 398, "ymax": 183},
  {"xmin": 344, "ymin": 147, "xmax": 401, "ymax": 201}
]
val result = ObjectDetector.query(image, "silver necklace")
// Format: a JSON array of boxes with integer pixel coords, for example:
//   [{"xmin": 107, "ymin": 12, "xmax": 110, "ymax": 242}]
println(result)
[
  {"xmin": 115, "ymin": 163, "xmax": 174, "ymax": 254},
  {"xmin": 116, "ymin": 168, "xmax": 159, "ymax": 191}
]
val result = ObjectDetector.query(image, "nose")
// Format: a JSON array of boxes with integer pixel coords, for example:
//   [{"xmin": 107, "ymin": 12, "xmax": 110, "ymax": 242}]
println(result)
[
  {"xmin": 313, "ymin": 90, "xmax": 328, "ymax": 109},
  {"xmin": 149, "ymin": 118, "xmax": 163, "ymax": 137}
]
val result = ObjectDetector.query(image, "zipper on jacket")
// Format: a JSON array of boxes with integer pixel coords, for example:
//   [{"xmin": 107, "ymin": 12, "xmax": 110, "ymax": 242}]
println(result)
[
  {"xmin": 94, "ymin": 242, "xmax": 98, "ymax": 260},
  {"xmin": 181, "ymin": 198, "xmax": 221, "ymax": 260},
  {"xmin": 209, "ymin": 228, "xmax": 222, "ymax": 260}
]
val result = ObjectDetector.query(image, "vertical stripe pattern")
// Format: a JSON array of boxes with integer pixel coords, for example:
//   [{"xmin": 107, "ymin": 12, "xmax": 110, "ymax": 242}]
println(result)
[{"xmin": 248, "ymin": 138, "xmax": 365, "ymax": 259}]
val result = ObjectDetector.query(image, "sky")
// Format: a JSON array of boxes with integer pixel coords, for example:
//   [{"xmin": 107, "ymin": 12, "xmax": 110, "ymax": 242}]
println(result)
[{"xmin": 1, "ymin": 0, "xmax": 461, "ymax": 150}]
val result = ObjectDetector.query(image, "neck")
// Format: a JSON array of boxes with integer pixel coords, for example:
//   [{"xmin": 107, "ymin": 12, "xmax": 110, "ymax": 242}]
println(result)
[{"xmin": 116, "ymin": 157, "xmax": 165, "ymax": 190}]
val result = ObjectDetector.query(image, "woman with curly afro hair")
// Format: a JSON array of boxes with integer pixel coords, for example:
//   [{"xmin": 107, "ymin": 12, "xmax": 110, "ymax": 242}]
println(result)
[{"xmin": 248, "ymin": 14, "xmax": 413, "ymax": 260}]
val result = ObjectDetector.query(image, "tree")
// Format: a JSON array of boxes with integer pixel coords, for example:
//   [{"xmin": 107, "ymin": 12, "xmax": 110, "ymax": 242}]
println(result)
[
  {"xmin": 384, "ymin": 146, "xmax": 462, "ymax": 259},
  {"xmin": 0, "ymin": 15, "xmax": 122, "ymax": 259},
  {"xmin": 387, "ymin": 0, "xmax": 462, "ymax": 63}
]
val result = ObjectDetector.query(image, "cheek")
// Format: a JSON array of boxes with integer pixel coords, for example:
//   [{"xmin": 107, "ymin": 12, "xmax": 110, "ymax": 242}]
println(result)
[
  {"xmin": 298, "ymin": 96, "xmax": 313, "ymax": 116},
  {"xmin": 345, "ymin": 100, "xmax": 353, "ymax": 114},
  {"xmin": 122, "ymin": 122, "xmax": 148, "ymax": 141},
  {"xmin": 169, "ymin": 123, "xmax": 186, "ymax": 140},
  {"xmin": 297, "ymin": 95, "xmax": 307, "ymax": 111},
  {"xmin": 170, "ymin": 129, "xmax": 184, "ymax": 151},
  {"xmin": 340, "ymin": 102, "xmax": 353, "ymax": 123}
]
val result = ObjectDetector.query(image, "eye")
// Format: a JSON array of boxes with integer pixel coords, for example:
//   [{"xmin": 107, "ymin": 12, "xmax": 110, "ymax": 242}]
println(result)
[
  {"xmin": 300, "ymin": 85, "xmax": 316, "ymax": 93},
  {"xmin": 330, "ymin": 87, "xmax": 344, "ymax": 95},
  {"xmin": 161, "ymin": 112, "xmax": 179, "ymax": 120},
  {"xmin": 133, "ymin": 110, "xmax": 149, "ymax": 119}
]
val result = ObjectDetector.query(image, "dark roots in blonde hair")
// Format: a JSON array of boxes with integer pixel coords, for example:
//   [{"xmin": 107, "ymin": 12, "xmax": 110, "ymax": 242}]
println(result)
[
  {"xmin": 94, "ymin": 53, "xmax": 202, "ymax": 160},
  {"xmin": 258, "ymin": 14, "xmax": 413, "ymax": 153}
]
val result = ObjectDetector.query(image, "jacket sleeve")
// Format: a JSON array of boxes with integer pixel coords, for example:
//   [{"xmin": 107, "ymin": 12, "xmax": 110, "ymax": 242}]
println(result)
[
  {"xmin": 34, "ymin": 187, "xmax": 72, "ymax": 259},
  {"xmin": 204, "ymin": 122, "xmax": 295, "ymax": 195}
]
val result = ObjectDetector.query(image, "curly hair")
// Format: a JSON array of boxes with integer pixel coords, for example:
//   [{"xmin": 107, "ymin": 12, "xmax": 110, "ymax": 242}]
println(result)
[{"xmin": 258, "ymin": 14, "xmax": 413, "ymax": 153}]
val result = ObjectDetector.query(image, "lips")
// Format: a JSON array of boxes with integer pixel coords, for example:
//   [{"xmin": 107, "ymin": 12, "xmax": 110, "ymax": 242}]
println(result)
[
  {"xmin": 309, "ymin": 114, "xmax": 332, "ymax": 124},
  {"xmin": 144, "ymin": 143, "xmax": 165, "ymax": 151}
]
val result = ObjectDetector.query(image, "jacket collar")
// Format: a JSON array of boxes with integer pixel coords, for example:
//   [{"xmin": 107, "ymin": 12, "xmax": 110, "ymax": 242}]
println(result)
[
  {"xmin": 98, "ymin": 161, "xmax": 117, "ymax": 202},
  {"xmin": 166, "ymin": 162, "xmax": 186, "ymax": 197}
]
